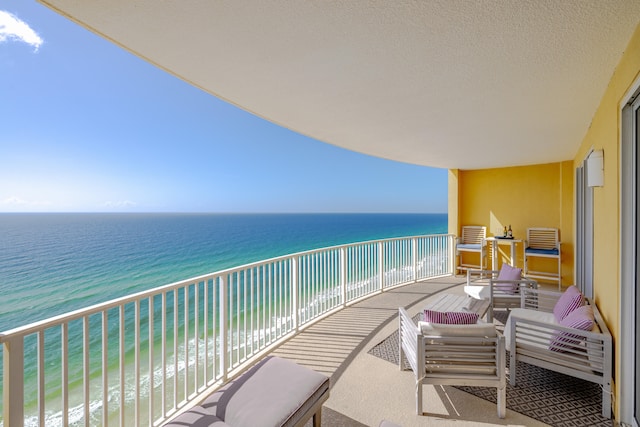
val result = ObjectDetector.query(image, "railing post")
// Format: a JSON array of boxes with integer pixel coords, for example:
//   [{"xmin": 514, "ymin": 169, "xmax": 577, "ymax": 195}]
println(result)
[
  {"xmin": 219, "ymin": 275, "xmax": 228, "ymax": 382},
  {"xmin": 378, "ymin": 241, "xmax": 384, "ymax": 291},
  {"xmin": 292, "ymin": 257, "xmax": 299, "ymax": 330},
  {"xmin": 340, "ymin": 247, "xmax": 347, "ymax": 306},
  {"xmin": 412, "ymin": 237, "xmax": 418, "ymax": 282},
  {"xmin": 3, "ymin": 335, "xmax": 25, "ymax": 427},
  {"xmin": 449, "ymin": 234, "xmax": 456, "ymax": 275}
]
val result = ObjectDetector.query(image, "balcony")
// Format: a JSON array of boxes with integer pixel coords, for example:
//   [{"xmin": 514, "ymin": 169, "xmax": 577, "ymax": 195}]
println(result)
[
  {"xmin": 1, "ymin": 235, "xmax": 453, "ymax": 426},
  {"xmin": 0, "ymin": 234, "xmax": 605, "ymax": 426}
]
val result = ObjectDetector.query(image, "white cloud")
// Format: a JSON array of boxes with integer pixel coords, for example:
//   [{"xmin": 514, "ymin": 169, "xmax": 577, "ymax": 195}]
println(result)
[
  {"xmin": 102, "ymin": 200, "xmax": 138, "ymax": 209},
  {"xmin": 0, "ymin": 10, "xmax": 43, "ymax": 51},
  {"xmin": 1, "ymin": 196, "xmax": 28, "ymax": 206},
  {"xmin": 1, "ymin": 196, "xmax": 51, "ymax": 207}
]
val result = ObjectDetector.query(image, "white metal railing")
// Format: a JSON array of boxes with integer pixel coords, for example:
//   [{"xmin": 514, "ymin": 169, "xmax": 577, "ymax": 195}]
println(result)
[{"xmin": 0, "ymin": 234, "xmax": 455, "ymax": 427}]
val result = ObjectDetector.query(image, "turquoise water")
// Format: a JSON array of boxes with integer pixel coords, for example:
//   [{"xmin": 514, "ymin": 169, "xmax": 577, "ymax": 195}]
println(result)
[
  {"xmin": 0, "ymin": 213, "xmax": 447, "ymax": 331},
  {"xmin": 0, "ymin": 213, "xmax": 447, "ymax": 424}
]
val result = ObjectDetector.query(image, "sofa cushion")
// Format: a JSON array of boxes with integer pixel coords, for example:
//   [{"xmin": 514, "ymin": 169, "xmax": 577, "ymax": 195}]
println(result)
[
  {"xmin": 553, "ymin": 285, "xmax": 584, "ymax": 322},
  {"xmin": 549, "ymin": 305, "xmax": 595, "ymax": 352},
  {"xmin": 201, "ymin": 356, "xmax": 329, "ymax": 427}
]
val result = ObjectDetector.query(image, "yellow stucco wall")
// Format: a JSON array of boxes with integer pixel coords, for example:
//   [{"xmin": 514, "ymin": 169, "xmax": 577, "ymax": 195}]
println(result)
[
  {"xmin": 449, "ymin": 22, "xmax": 640, "ymax": 417},
  {"xmin": 572, "ymin": 22, "xmax": 640, "ymax": 415},
  {"xmin": 455, "ymin": 162, "xmax": 574, "ymax": 284}
]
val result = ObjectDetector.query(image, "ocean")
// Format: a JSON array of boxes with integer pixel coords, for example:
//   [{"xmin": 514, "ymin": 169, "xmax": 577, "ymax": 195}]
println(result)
[{"xmin": 0, "ymin": 212, "xmax": 447, "ymax": 425}]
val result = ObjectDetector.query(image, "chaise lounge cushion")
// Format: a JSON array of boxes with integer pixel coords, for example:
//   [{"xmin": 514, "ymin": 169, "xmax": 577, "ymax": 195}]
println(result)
[{"xmin": 200, "ymin": 356, "xmax": 329, "ymax": 427}]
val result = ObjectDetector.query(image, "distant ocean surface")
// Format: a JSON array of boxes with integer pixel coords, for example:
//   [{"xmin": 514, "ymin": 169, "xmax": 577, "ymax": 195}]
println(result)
[
  {"xmin": 0, "ymin": 213, "xmax": 447, "ymax": 425},
  {"xmin": 0, "ymin": 213, "xmax": 447, "ymax": 333}
]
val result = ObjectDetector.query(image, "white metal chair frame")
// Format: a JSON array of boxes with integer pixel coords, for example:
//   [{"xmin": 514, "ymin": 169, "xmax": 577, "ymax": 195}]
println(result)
[
  {"xmin": 456, "ymin": 225, "xmax": 487, "ymax": 273},
  {"xmin": 523, "ymin": 227, "xmax": 561, "ymax": 289}
]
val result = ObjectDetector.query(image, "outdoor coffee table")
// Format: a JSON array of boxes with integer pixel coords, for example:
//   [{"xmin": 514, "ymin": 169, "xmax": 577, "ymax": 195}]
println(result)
[{"xmin": 425, "ymin": 293, "xmax": 491, "ymax": 319}]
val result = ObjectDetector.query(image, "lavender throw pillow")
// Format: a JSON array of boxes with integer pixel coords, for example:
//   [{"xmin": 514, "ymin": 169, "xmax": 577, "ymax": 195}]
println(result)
[
  {"xmin": 553, "ymin": 285, "xmax": 585, "ymax": 322},
  {"xmin": 423, "ymin": 309, "xmax": 478, "ymax": 325},
  {"xmin": 549, "ymin": 305, "xmax": 594, "ymax": 352},
  {"xmin": 495, "ymin": 264, "xmax": 521, "ymax": 294}
]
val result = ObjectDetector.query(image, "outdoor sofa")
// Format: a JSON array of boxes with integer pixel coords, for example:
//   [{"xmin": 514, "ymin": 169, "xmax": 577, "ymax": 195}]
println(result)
[{"xmin": 504, "ymin": 286, "xmax": 612, "ymax": 418}]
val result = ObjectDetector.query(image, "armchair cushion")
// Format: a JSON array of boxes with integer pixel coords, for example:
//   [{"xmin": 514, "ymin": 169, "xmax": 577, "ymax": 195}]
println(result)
[
  {"xmin": 423, "ymin": 309, "xmax": 479, "ymax": 325},
  {"xmin": 496, "ymin": 264, "xmax": 522, "ymax": 294},
  {"xmin": 553, "ymin": 285, "xmax": 585, "ymax": 322}
]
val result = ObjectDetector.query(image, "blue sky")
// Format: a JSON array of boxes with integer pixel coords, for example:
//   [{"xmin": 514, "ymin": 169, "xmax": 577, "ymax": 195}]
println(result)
[{"xmin": 0, "ymin": 2, "xmax": 447, "ymax": 213}]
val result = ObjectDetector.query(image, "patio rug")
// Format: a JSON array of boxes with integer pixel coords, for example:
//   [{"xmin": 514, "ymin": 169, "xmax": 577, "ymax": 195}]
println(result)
[{"xmin": 368, "ymin": 313, "xmax": 612, "ymax": 427}]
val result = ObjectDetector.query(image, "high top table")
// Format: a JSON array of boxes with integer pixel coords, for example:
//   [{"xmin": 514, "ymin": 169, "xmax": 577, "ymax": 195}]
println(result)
[{"xmin": 485, "ymin": 236, "xmax": 523, "ymax": 270}]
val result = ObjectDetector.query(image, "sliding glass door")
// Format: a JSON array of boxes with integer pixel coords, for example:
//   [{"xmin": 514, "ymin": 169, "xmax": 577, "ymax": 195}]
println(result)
[
  {"xmin": 621, "ymin": 80, "xmax": 640, "ymax": 426},
  {"xmin": 623, "ymin": 98, "xmax": 640, "ymax": 426}
]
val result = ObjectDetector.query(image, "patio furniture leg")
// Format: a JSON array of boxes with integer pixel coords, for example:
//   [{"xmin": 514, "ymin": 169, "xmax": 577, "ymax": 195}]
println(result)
[
  {"xmin": 602, "ymin": 383, "xmax": 612, "ymax": 418},
  {"xmin": 416, "ymin": 382, "xmax": 423, "ymax": 415},
  {"xmin": 509, "ymin": 347, "xmax": 517, "ymax": 386},
  {"xmin": 497, "ymin": 385, "xmax": 506, "ymax": 418}
]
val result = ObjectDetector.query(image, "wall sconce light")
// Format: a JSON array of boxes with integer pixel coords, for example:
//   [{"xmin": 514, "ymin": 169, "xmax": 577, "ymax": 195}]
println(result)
[{"xmin": 586, "ymin": 149, "xmax": 604, "ymax": 187}]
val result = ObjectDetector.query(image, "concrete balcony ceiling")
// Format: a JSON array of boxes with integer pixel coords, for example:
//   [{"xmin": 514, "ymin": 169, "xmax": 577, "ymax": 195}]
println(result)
[{"xmin": 40, "ymin": 0, "xmax": 640, "ymax": 170}]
